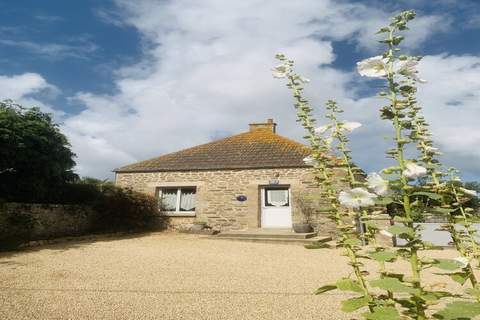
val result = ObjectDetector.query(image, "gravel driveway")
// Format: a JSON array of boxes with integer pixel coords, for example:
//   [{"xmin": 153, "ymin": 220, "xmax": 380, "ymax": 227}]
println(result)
[{"xmin": 0, "ymin": 232, "xmax": 466, "ymax": 320}]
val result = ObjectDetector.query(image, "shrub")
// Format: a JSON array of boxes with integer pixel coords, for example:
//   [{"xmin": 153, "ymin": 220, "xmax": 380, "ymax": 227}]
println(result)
[{"xmin": 92, "ymin": 185, "xmax": 158, "ymax": 232}]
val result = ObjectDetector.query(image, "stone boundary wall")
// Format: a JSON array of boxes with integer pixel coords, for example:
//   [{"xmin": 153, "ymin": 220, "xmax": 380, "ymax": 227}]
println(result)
[{"xmin": 1, "ymin": 202, "xmax": 95, "ymax": 240}]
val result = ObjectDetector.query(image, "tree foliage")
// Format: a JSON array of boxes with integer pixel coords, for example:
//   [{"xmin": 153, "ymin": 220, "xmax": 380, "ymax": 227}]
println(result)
[{"xmin": 0, "ymin": 100, "xmax": 77, "ymax": 202}]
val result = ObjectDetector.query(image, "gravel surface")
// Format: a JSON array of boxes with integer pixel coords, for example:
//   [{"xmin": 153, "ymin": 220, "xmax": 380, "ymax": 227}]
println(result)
[{"xmin": 0, "ymin": 232, "xmax": 470, "ymax": 320}]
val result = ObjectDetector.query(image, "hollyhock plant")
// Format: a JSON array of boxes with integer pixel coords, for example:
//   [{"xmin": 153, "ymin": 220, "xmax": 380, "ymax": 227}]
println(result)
[{"xmin": 273, "ymin": 9, "xmax": 480, "ymax": 320}]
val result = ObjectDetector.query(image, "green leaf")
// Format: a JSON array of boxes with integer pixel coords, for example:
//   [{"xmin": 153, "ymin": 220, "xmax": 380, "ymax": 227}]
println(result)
[
  {"xmin": 314, "ymin": 284, "xmax": 337, "ymax": 295},
  {"xmin": 433, "ymin": 301, "xmax": 480, "ymax": 320},
  {"xmin": 412, "ymin": 191, "xmax": 443, "ymax": 201},
  {"xmin": 370, "ymin": 277, "xmax": 419, "ymax": 294},
  {"xmin": 449, "ymin": 272, "xmax": 469, "ymax": 285},
  {"xmin": 375, "ymin": 197, "xmax": 395, "ymax": 205},
  {"xmin": 393, "ymin": 216, "xmax": 413, "ymax": 223},
  {"xmin": 429, "ymin": 207, "xmax": 457, "ymax": 215},
  {"xmin": 336, "ymin": 278, "xmax": 364, "ymax": 293},
  {"xmin": 341, "ymin": 296, "xmax": 369, "ymax": 312},
  {"xmin": 343, "ymin": 238, "xmax": 362, "ymax": 246},
  {"xmin": 433, "ymin": 259, "xmax": 461, "ymax": 271},
  {"xmin": 434, "ymin": 272, "xmax": 469, "ymax": 285},
  {"xmin": 388, "ymin": 225, "xmax": 414, "ymax": 237},
  {"xmin": 466, "ymin": 287, "xmax": 480, "ymax": 299},
  {"xmin": 368, "ymin": 251, "xmax": 397, "ymax": 262},
  {"xmin": 376, "ymin": 27, "xmax": 391, "ymax": 34},
  {"xmin": 363, "ymin": 306, "xmax": 400, "ymax": 320}
]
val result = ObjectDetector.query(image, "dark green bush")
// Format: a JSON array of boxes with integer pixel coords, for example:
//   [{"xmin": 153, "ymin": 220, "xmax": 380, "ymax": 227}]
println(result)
[
  {"xmin": 59, "ymin": 183, "xmax": 104, "ymax": 205},
  {"xmin": 92, "ymin": 185, "xmax": 158, "ymax": 232}
]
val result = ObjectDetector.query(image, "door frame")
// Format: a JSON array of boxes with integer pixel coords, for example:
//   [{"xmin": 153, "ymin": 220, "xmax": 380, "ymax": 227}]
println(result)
[{"xmin": 259, "ymin": 185, "xmax": 292, "ymax": 228}]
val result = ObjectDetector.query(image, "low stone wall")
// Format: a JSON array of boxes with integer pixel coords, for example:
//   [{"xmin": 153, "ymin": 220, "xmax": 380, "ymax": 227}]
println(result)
[{"xmin": 2, "ymin": 202, "xmax": 95, "ymax": 240}]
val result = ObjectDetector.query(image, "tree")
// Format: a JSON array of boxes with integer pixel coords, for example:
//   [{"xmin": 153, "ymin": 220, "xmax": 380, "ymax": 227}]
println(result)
[{"xmin": 0, "ymin": 100, "xmax": 77, "ymax": 202}]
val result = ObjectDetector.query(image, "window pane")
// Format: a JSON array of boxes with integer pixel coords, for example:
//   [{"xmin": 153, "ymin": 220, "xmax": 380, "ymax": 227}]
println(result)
[
  {"xmin": 160, "ymin": 188, "xmax": 178, "ymax": 211},
  {"xmin": 266, "ymin": 188, "xmax": 289, "ymax": 207},
  {"xmin": 179, "ymin": 188, "xmax": 196, "ymax": 211}
]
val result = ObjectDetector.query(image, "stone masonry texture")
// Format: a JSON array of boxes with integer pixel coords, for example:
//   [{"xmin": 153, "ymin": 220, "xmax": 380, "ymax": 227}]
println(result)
[{"xmin": 116, "ymin": 167, "xmax": 348, "ymax": 235}]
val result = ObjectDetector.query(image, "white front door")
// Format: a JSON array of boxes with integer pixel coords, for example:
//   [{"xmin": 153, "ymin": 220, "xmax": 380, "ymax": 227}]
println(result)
[{"xmin": 261, "ymin": 187, "xmax": 292, "ymax": 228}]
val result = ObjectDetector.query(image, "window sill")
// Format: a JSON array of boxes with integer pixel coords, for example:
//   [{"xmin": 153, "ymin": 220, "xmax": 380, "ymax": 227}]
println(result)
[{"xmin": 160, "ymin": 212, "xmax": 196, "ymax": 217}]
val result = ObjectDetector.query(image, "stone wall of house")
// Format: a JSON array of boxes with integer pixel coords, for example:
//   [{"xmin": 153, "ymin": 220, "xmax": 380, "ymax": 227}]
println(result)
[
  {"xmin": 1, "ymin": 203, "xmax": 94, "ymax": 240},
  {"xmin": 116, "ymin": 167, "xmax": 348, "ymax": 236}
]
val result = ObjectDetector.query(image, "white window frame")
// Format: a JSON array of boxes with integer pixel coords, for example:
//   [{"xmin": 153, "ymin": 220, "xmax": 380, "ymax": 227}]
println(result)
[{"xmin": 158, "ymin": 187, "xmax": 196, "ymax": 217}]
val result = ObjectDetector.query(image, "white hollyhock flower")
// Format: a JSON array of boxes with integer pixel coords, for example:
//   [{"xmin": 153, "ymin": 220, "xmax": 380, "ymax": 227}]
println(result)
[
  {"xmin": 357, "ymin": 56, "xmax": 388, "ymax": 78},
  {"xmin": 272, "ymin": 64, "xmax": 290, "ymax": 78},
  {"xmin": 424, "ymin": 146, "xmax": 439, "ymax": 153},
  {"xmin": 314, "ymin": 125, "xmax": 330, "ymax": 134},
  {"xmin": 367, "ymin": 172, "xmax": 390, "ymax": 196},
  {"xmin": 340, "ymin": 121, "xmax": 362, "ymax": 133},
  {"xmin": 303, "ymin": 156, "xmax": 316, "ymax": 166},
  {"xmin": 338, "ymin": 188, "xmax": 377, "ymax": 209},
  {"xmin": 454, "ymin": 257, "xmax": 469, "ymax": 268},
  {"xmin": 459, "ymin": 187, "xmax": 478, "ymax": 197},
  {"xmin": 299, "ymin": 76, "xmax": 310, "ymax": 83},
  {"xmin": 357, "ymin": 56, "xmax": 427, "ymax": 83},
  {"xmin": 395, "ymin": 59, "xmax": 427, "ymax": 83},
  {"xmin": 402, "ymin": 163, "xmax": 427, "ymax": 179}
]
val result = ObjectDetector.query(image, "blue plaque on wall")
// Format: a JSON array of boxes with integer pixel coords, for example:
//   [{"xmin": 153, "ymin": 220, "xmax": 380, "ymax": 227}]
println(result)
[{"xmin": 236, "ymin": 195, "xmax": 247, "ymax": 202}]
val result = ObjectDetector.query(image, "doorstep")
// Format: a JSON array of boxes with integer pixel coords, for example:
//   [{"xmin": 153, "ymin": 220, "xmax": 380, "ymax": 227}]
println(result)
[{"xmin": 207, "ymin": 228, "xmax": 331, "ymax": 245}]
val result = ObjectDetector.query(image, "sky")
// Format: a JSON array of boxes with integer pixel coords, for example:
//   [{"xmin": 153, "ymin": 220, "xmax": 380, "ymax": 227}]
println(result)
[{"xmin": 1, "ymin": 0, "xmax": 479, "ymax": 181}]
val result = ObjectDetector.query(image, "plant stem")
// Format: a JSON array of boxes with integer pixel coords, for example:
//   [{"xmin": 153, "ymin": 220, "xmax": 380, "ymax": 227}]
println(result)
[{"xmin": 386, "ymin": 28, "xmax": 426, "ymax": 320}]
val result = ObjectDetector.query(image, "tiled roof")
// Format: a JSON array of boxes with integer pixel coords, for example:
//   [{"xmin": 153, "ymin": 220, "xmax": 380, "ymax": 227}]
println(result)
[{"xmin": 114, "ymin": 129, "xmax": 312, "ymax": 172}]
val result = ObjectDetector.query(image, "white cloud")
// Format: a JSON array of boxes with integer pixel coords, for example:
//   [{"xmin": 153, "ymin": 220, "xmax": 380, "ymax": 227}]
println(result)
[
  {"xmin": 0, "ymin": 73, "xmax": 62, "ymax": 116},
  {"xmin": 53, "ymin": 0, "xmax": 473, "ymax": 180},
  {"xmin": 416, "ymin": 54, "xmax": 480, "ymax": 177},
  {"xmin": 0, "ymin": 38, "xmax": 97, "ymax": 60}
]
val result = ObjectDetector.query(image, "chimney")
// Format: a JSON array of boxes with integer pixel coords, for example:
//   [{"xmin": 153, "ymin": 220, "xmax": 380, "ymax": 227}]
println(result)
[{"xmin": 249, "ymin": 118, "xmax": 277, "ymax": 133}]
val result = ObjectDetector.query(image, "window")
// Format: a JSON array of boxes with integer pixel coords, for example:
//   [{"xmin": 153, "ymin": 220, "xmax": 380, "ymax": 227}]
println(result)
[
  {"xmin": 264, "ymin": 187, "xmax": 289, "ymax": 207},
  {"xmin": 158, "ymin": 187, "xmax": 196, "ymax": 214}
]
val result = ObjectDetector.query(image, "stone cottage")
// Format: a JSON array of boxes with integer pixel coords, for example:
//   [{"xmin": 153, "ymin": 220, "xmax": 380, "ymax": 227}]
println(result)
[{"xmin": 114, "ymin": 119, "xmax": 344, "ymax": 233}]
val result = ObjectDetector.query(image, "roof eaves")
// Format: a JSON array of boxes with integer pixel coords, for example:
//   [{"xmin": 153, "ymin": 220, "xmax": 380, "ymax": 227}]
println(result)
[{"xmin": 113, "ymin": 164, "xmax": 311, "ymax": 173}]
